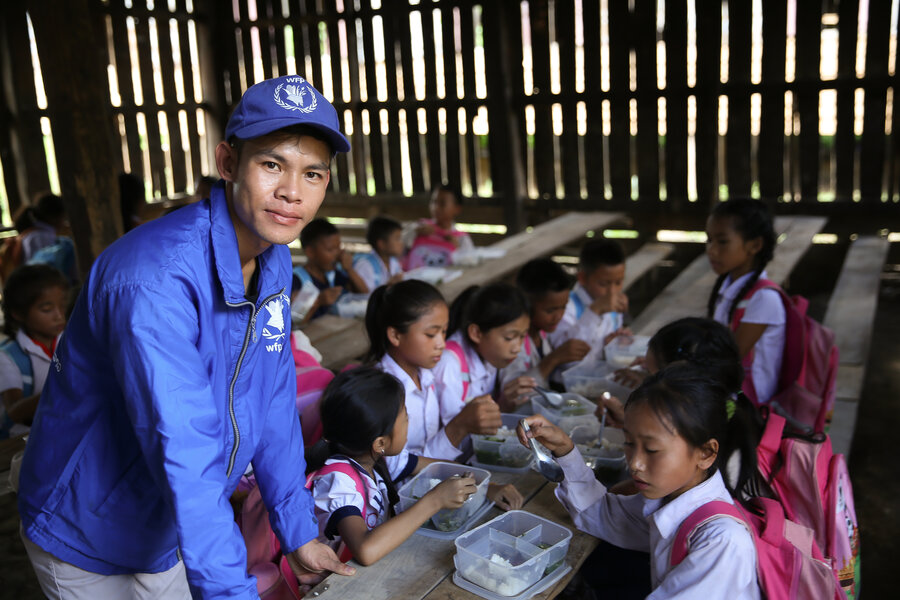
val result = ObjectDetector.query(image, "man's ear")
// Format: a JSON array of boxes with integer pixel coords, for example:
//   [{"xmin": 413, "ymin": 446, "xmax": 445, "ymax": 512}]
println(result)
[{"xmin": 215, "ymin": 141, "xmax": 239, "ymax": 182}]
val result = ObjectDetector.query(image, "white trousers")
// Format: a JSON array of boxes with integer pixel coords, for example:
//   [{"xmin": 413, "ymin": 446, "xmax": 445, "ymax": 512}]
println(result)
[{"xmin": 21, "ymin": 525, "xmax": 192, "ymax": 600}]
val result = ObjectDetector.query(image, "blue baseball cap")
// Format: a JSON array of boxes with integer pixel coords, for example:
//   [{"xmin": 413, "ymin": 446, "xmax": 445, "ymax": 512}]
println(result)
[{"xmin": 225, "ymin": 75, "xmax": 350, "ymax": 153}]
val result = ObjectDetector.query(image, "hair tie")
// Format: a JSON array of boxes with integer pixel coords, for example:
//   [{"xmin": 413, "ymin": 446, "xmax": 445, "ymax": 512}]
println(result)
[{"xmin": 725, "ymin": 397, "xmax": 736, "ymax": 421}]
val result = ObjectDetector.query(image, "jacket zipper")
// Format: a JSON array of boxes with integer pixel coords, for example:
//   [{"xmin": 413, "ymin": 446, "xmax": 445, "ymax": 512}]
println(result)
[{"xmin": 224, "ymin": 288, "xmax": 285, "ymax": 478}]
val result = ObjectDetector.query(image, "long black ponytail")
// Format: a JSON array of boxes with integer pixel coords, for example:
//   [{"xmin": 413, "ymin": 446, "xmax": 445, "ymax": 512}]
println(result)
[{"xmin": 706, "ymin": 198, "xmax": 777, "ymax": 324}]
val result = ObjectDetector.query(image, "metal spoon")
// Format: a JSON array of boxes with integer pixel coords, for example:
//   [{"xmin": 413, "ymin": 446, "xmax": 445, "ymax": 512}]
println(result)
[
  {"xmin": 598, "ymin": 392, "xmax": 610, "ymax": 443},
  {"xmin": 519, "ymin": 418, "xmax": 565, "ymax": 482},
  {"xmin": 534, "ymin": 385, "xmax": 566, "ymax": 407}
]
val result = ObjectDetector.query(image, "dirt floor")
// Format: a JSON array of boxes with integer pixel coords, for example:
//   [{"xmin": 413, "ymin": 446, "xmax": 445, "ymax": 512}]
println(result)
[{"xmin": 0, "ymin": 249, "xmax": 896, "ymax": 599}]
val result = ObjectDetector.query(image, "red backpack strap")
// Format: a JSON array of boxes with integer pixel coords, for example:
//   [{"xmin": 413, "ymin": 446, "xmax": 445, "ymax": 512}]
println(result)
[
  {"xmin": 671, "ymin": 501, "xmax": 748, "ymax": 566},
  {"xmin": 444, "ymin": 340, "xmax": 470, "ymax": 402},
  {"xmin": 306, "ymin": 461, "xmax": 370, "ymax": 520}
]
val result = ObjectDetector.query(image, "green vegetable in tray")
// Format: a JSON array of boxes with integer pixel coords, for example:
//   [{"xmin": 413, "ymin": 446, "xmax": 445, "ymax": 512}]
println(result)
[{"xmin": 543, "ymin": 559, "xmax": 564, "ymax": 577}]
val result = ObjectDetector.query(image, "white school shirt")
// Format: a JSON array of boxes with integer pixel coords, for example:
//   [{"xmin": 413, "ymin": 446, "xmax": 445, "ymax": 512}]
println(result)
[
  {"xmin": 500, "ymin": 332, "xmax": 551, "ymax": 389},
  {"xmin": 0, "ymin": 330, "xmax": 59, "ymax": 437},
  {"xmin": 353, "ymin": 251, "xmax": 403, "ymax": 292},
  {"xmin": 377, "ymin": 354, "xmax": 460, "ymax": 479},
  {"xmin": 555, "ymin": 449, "xmax": 760, "ymax": 599},
  {"xmin": 310, "ymin": 456, "xmax": 390, "ymax": 553},
  {"xmin": 713, "ymin": 270, "xmax": 786, "ymax": 404},
  {"xmin": 547, "ymin": 283, "xmax": 619, "ymax": 364},
  {"xmin": 433, "ymin": 331, "xmax": 498, "ymax": 425}
]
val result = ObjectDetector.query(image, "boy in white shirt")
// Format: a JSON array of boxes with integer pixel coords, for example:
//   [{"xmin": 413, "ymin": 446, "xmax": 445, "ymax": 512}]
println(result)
[{"xmin": 353, "ymin": 216, "xmax": 404, "ymax": 293}]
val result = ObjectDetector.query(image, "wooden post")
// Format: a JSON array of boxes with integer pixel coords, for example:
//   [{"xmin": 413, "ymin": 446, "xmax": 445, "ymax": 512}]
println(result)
[{"xmin": 28, "ymin": 0, "xmax": 122, "ymax": 270}]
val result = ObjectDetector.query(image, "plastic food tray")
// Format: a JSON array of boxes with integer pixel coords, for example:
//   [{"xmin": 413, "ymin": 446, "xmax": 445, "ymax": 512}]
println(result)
[
  {"xmin": 471, "ymin": 414, "xmax": 534, "ymax": 472},
  {"xmin": 604, "ymin": 335, "xmax": 651, "ymax": 369},
  {"xmin": 397, "ymin": 462, "xmax": 491, "ymax": 533},
  {"xmin": 414, "ymin": 499, "xmax": 495, "ymax": 540},
  {"xmin": 562, "ymin": 360, "xmax": 633, "ymax": 401},
  {"xmin": 452, "ymin": 556, "xmax": 571, "ymax": 600},
  {"xmin": 530, "ymin": 392, "xmax": 600, "ymax": 436}
]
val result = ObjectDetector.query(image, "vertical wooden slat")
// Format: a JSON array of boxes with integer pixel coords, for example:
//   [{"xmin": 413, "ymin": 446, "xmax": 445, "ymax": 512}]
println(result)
[
  {"xmin": 111, "ymin": 2, "xmax": 145, "ymax": 182},
  {"xmin": 238, "ymin": 0, "xmax": 256, "ymax": 88},
  {"xmin": 156, "ymin": 9, "xmax": 187, "ymax": 192},
  {"xmin": 555, "ymin": 0, "xmax": 580, "ymax": 201},
  {"xmin": 581, "ymin": 0, "xmax": 605, "ymax": 200},
  {"xmin": 859, "ymin": 0, "xmax": 892, "ymax": 203},
  {"xmin": 256, "ymin": 0, "xmax": 274, "ymax": 80},
  {"xmin": 360, "ymin": 9, "xmax": 386, "ymax": 193},
  {"xmin": 633, "ymin": 0, "xmax": 659, "ymax": 203},
  {"xmin": 135, "ymin": 13, "xmax": 166, "ymax": 197},
  {"xmin": 344, "ymin": 9, "xmax": 368, "ymax": 195},
  {"xmin": 834, "ymin": 0, "xmax": 858, "ymax": 203},
  {"xmin": 0, "ymin": 15, "xmax": 28, "ymax": 214},
  {"xmin": 269, "ymin": 0, "xmax": 287, "ymax": 78},
  {"xmin": 607, "ymin": 0, "xmax": 632, "ymax": 204},
  {"xmin": 301, "ymin": 1, "xmax": 323, "ymax": 87},
  {"xmin": 758, "ymin": 0, "xmax": 786, "ymax": 202},
  {"xmin": 323, "ymin": 3, "xmax": 350, "ymax": 192},
  {"xmin": 176, "ymin": 14, "xmax": 203, "ymax": 177},
  {"xmin": 794, "ymin": 0, "xmax": 821, "ymax": 203},
  {"xmin": 726, "ymin": 0, "xmax": 752, "ymax": 198},
  {"xmin": 529, "ymin": 0, "xmax": 556, "ymax": 199},
  {"xmin": 396, "ymin": 5, "xmax": 424, "ymax": 192},
  {"xmin": 458, "ymin": 2, "xmax": 478, "ymax": 197},
  {"xmin": 694, "ymin": 0, "xmax": 721, "ymax": 209},
  {"xmin": 663, "ymin": 0, "xmax": 688, "ymax": 208},
  {"xmin": 441, "ymin": 3, "xmax": 461, "ymax": 191},
  {"xmin": 380, "ymin": 2, "xmax": 403, "ymax": 193},
  {"xmin": 3, "ymin": 4, "xmax": 52, "ymax": 199},
  {"xmin": 420, "ymin": 6, "xmax": 442, "ymax": 186}
]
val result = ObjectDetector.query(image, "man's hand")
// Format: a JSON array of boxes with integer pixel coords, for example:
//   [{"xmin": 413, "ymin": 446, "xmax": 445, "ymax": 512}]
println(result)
[{"xmin": 286, "ymin": 539, "xmax": 355, "ymax": 588}]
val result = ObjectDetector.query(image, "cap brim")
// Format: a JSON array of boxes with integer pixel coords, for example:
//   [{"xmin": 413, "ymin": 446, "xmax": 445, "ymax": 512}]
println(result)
[{"xmin": 230, "ymin": 118, "xmax": 350, "ymax": 153}]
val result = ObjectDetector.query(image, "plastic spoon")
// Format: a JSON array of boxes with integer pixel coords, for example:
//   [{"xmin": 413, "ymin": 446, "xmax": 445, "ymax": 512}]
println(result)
[
  {"xmin": 519, "ymin": 418, "xmax": 565, "ymax": 482},
  {"xmin": 534, "ymin": 385, "xmax": 565, "ymax": 407}
]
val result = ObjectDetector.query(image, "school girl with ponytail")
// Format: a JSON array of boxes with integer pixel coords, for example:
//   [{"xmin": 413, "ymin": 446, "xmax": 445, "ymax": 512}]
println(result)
[{"xmin": 705, "ymin": 198, "xmax": 785, "ymax": 405}]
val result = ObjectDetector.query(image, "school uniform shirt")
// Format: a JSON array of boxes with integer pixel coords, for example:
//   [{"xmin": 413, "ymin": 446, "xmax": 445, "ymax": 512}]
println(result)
[
  {"xmin": 713, "ymin": 270, "xmax": 786, "ymax": 404},
  {"xmin": 555, "ymin": 448, "xmax": 760, "ymax": 599},
  {"xmin": 0, "ymin": 330, "xmax": 60, "ymax": 438},
  {"xmin": 547, "ymin": 283, "xmax": 620, "ymax": 364},
  {"xmin": 377, "ymin": 354, "xmax": 458, "ymax": 480},
  {"xmin": 433, "ymin": 331, "xmax": 499, "ymax": 426},
  {"xmin": 311, "ymin": 457, "xmax": 389, "ymax": 553},
  {"xmin": 292, "ymin": 264, "xmax": 350, "ymax": 321},
  {"xmin": 352, "ymin": 251, "xmax": 403, "ymax": 292},
  {"xmin": 500, "ymin": 332, "xmax": 550, "ymax": 389},
  {"xmin": 20, "ymin": 221, "xmax": 57, "ymax": 262}
]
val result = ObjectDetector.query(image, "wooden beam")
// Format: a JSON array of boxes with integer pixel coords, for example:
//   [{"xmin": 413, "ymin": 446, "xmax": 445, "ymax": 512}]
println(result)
[
  {"xmin": 623, "ymin": 242, "xmax": 674, "ymax": 290},
  {"xmin": 29, "ymin": 0, "xmax": 123, "ymax": 269}
]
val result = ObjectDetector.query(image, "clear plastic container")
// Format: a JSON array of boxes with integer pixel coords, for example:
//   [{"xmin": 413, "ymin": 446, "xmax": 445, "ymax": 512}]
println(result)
[
  {"xmin": 475, "ymin": 510, "xmax": 573, "ymax": 579},
  {"xmin": 604, "ymin": 335, "xmax": 651, "ymax": 368},
  {"xmin": 396, "ymin": 462, "xmax": 491, "ymax": 532},
  {"xmin": 561, "ymin": 361, "xmax": 632, "ymax": 401},
  {"xmin": 571, "ymin": 426, "xmax": 627, "ymax": 483},
  {"xmin": 471, "ymin": 414, "xmax": 533, "ymax": 471},
  {"xmin": 530, "ymin": 392, "xmax": 600, "ymax": 435},
  {"xmin": 454, "ymin": 526, "xmax": 550, "ymax": 596}
]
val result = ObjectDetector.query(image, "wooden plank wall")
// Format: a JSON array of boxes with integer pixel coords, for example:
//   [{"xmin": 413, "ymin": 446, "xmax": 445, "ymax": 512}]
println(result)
[{"xmin": 2, "ymin": 1, "xmax": 900, "ymax": 222}]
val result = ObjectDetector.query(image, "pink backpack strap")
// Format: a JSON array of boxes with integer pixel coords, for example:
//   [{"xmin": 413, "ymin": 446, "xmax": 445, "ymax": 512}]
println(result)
[
  {"xmin": 306, "ymin": 461, "xmax": 370, "ymax": 521},
  {"xmin": 729, "ymin": 278, "xmax": 782, "ymax": 405},
  {"xmin": 444, "ymin": 340, "xmax": 471, "ymax": 402},
  {"xmin": 671, "ymin": 500, "xmax": 749, "ymax": 566},
  {"xmin": 756, "ymin": 411, "xmax": 786, "ymax": 480}
]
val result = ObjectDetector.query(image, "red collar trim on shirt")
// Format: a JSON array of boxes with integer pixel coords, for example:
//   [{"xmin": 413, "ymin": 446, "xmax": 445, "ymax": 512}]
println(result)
[{"xmin": 29, "ymin": 336, "xmax": 56, "ymax": 358}]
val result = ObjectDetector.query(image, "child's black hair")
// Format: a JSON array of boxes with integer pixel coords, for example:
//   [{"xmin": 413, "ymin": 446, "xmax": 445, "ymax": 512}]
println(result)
[
  {"xmin": 2, "ymin": 264, "xmax": 70, "ymax": 337},
  {"xmin": 706, "ymin": 198, "xmax": 777, "ymax": 324},
  {"xmin": 366, "ymin": 215, "xmax": 403, "ymax": 248},
  {"xmin": 431, "ymin": 183, "xmax": 463, "ymax": 206},
  {"xmin": 516, "ymin": 258, "xmax": 572, "ymax": 300},
  {"xmin": 308, "ymin": 367, "xmax": 405, "ymax": 513},
  {"xmin": 625, "ymin": 362, "xmax": 759, "ymax": 498},
  {"xmin": 300, "ymin": 217, "xmax": 340, "ymax": 248},
  {"xmin": 448, "ymin": 283, "xmax": 529, "ymax": 343},
  {"xmin": 579, "ymin": 239, "xmax": 625, "ymax": 275},
  {"xmin": 364, "ymin": 280, "xmax": 446, "ymax": 363},
  {"xmin": 13, "ymin": 194, "xmax": 67, "ymax": 232}
]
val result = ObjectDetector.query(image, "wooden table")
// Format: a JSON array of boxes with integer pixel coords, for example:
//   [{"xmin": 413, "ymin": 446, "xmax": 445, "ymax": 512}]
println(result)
[{"xmin": 304, "ymin": 468, "xmax": 598, "ymax": 600}]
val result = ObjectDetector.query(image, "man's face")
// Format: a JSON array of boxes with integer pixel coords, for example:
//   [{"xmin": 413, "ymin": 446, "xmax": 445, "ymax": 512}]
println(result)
[{"xmin": 216, "ymin": 133, "xmax": 331, "ymax": 260}]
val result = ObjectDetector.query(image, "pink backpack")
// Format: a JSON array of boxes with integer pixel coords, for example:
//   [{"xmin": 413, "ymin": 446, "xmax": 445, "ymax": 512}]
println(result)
[
  {"xmin": 404, "ymin": 219, "xmax": 467, "ymax": 269},
  {"xmin": 756, "ymin": 412, "xmax": 861, "ymax": 599},
  {"xmin": 673, "ymin": 497, "xmax": 842, "ymax": 600},
  {"xmin": 731, "ymin": 279, "xmax": 839, "ymax": 433},
  {"xmin": 291, "ymin": 332, "xmax": 334, "ymax": 446},
  {"xmin": 304, "ymin": 461, "xmax": 370, "ymax": 563},
  {"xmin": 444, "ymin": 340, "xmax": 471, "ymax": 403}
]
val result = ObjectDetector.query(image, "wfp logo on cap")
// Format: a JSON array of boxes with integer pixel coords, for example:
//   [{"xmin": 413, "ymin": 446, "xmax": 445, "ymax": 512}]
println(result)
[{"xmin": 274, "ymin": 76, "xmax": 318, "ymax": 114}]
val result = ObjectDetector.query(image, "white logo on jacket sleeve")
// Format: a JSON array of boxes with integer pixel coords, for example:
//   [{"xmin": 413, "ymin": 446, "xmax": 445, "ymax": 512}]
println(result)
[{"xmin": 262, "ymin": 296, "xmax": 288, "ymax": 352}]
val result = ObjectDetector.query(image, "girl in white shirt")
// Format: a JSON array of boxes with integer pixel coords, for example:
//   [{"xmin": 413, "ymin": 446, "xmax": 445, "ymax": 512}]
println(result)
[
  {"xmin": 365, "ymin": 280, "xmax": 523, "ymax": 510},
  {"xmin": 520, "ymin": 363, "xmax": 762, "ymax": 599},
  {"xmin": 433, "ymin": 283, "xmax": 534, "ymax": 416},
  {"xmin": 309, "ymin": 367, "xmax": 478, "ymax": 565},
  {"xmin": 705, "ymin": 198, "xmax": 785, "ymax": 405}
]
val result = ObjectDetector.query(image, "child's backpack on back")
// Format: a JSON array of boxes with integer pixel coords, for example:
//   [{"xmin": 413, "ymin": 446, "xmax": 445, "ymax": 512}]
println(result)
[
  {"xmin": 443, "ymin": 340, "xmax": 471, "ymax": 403},
  {"xmin": 756, "ymin": 412, "xmax": 861, "ymax": 599},
  {"xmin": 291, "ymin": 332, "xmax": 334, "ymax": 447},
  {"xmin": 404, "ymin": 220, "xmax": 467, "ymax": 269},
  {"xmin": 731, "ymin": 279, "xmax": 839, "ymax": 433},
  {"xmin": 673, "ymin": 497, "xmax": 843, "ymax": 600},
  {"xmin": 239, "ymin": 484, "xmax": 302, "ymax": 599}
]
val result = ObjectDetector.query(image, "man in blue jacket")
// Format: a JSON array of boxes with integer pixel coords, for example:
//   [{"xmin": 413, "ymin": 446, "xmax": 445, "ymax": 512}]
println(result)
[{"xmin": 17, "ymin": 75, "xmax": 355, "ymax": 598}]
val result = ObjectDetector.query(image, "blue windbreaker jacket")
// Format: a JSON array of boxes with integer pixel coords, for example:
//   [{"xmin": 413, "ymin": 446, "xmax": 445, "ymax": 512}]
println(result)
[{"xmin": 18, "ymin": 183, "xmax": 316, "ymax": 598}]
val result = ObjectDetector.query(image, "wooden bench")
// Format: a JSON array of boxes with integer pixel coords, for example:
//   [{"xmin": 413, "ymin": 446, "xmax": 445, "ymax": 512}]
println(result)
[
  {"xmin": 623, "ymin": 242, "xmax": 674, "ymax": 290},
  {"xmin": 631, "ymin": 216, "xmax": 827, "ymax": 336},
  {"xmin": 822, "ymin": 236, "xmax": 890, "ymax": 457}
]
